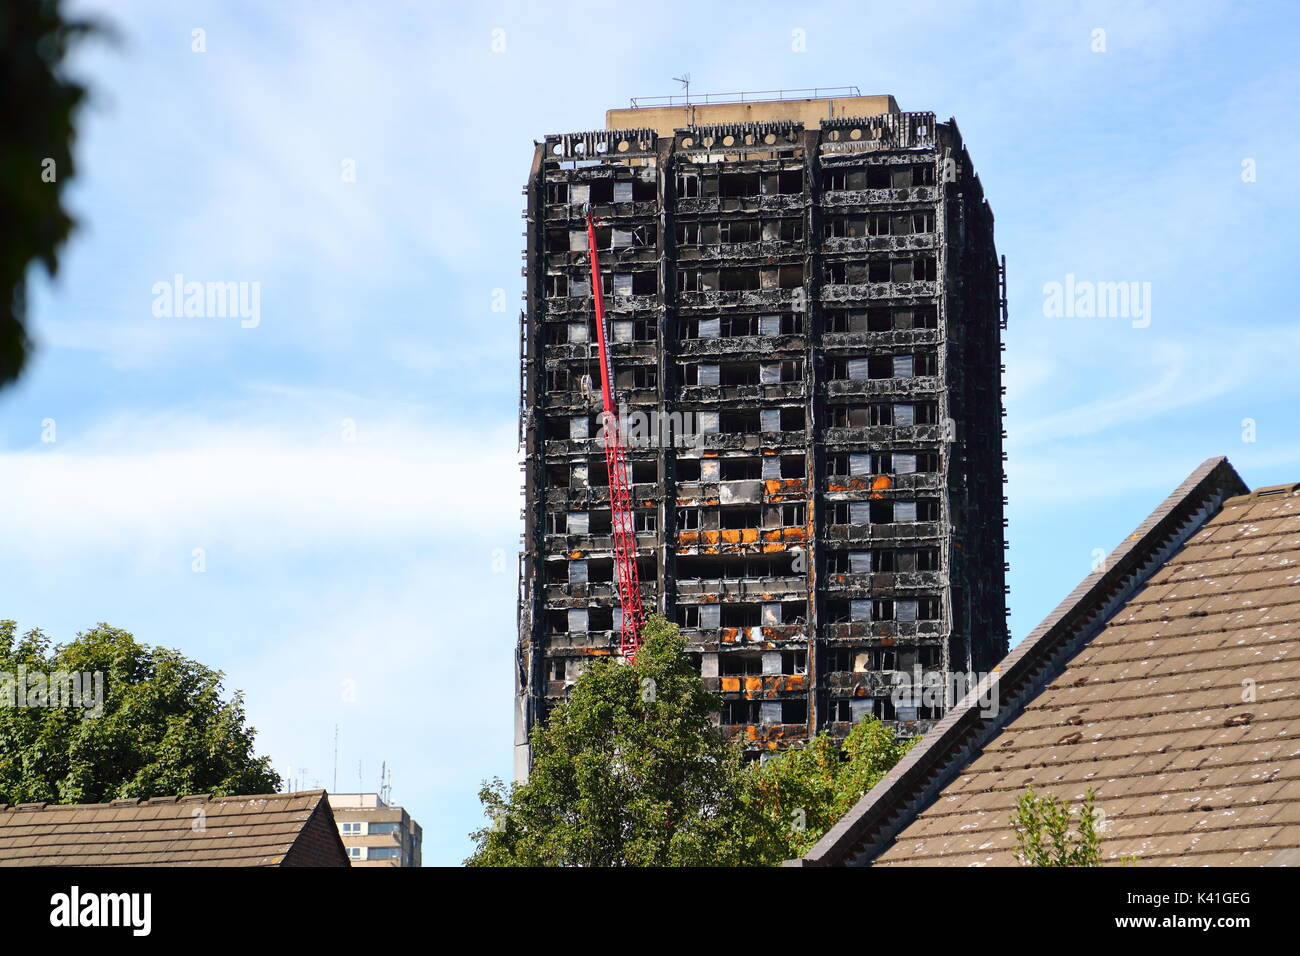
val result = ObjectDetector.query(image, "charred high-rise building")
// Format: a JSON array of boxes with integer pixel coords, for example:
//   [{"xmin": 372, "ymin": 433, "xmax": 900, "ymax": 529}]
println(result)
[{"xmin": 515, "ymin": 92, "xmax": 1007, "ymax": 777}]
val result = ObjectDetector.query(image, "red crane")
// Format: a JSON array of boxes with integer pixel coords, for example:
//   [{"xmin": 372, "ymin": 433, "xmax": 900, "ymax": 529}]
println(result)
[{"xmin": 585, "ymin": 208, "xmax": 645, "ymax": 660}]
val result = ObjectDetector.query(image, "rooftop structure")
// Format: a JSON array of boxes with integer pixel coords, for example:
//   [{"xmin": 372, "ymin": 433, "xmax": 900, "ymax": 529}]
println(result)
[{"xmin": 331, "ymin": 792, "xmax": 423, "ymax": 867}]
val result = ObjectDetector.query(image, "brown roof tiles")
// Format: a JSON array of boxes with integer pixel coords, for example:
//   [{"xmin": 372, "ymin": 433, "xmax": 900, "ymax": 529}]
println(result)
[
  {"xmin": 0, "ymin": 790, "xmax": 348, "ymax": 867},
  {"xmin": 796, "ymin": 458, "xmax": 1300, "ymax": 866}
]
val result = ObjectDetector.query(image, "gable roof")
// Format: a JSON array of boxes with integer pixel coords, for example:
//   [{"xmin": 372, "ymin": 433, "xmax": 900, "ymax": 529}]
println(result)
[
  {"xmin": 792, "ymin": 456, "xmax": 1300, "ymax": 866},
  {"xmin": 0, "ymin": 790, "xmax": 350, "ymax": 866}
]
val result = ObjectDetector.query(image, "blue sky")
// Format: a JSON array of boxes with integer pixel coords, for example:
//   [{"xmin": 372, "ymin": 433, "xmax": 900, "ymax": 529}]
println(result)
[{"xmin": 2, "ymin": 0, "xmax": 1297, "ymax": 865}]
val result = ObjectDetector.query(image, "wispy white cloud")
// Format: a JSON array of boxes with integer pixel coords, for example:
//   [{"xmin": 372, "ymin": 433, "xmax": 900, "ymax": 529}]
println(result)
[
  {"xmin": 1009, "ymin": 324, "xmax": 1300, "ymax": 448},
  {"xmin": 0, "ymin": 393, "xmax": 522, "ymax": 863},
  {"xmin": 0, "ymin": 403, "xmax": 521, "ymax": 565}
]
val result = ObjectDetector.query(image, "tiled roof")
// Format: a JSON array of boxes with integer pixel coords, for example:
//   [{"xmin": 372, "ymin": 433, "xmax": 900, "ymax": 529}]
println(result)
[
  {"xmin": 875, "ymin": 478, "xmax": 1300, "ymax": 865},
  {"xmin": 0, "ymin": 790, "xmax": 348, "ymax": 866},
  {"xmin": 794, "ymin": 457, "xmax": 1300, "ymax": 866}
]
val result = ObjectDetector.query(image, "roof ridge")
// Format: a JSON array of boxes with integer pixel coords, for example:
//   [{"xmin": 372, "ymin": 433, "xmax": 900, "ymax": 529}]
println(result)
[{"xmin": 0, "ymin": 790, "xmax": 326, "ymax": 814}]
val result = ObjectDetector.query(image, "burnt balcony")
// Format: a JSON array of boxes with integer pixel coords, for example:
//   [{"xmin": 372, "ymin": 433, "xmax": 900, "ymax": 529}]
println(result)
[
  {"xmin": 822, "ymin": 570, "xmax": 945, "ymax": 592},
  {"xmin": 819, "ymin": 280, "xmax": 938, "ymax": 303},
  {"xmin": 823, "ymin": 620, "xmax": 945, "ymax": 640},
  {"xmin": 823, "ymin": 520, "xmax": 943, "ymax": 544},
  {"xmin": 825, "ymin": 376, "xmax": 940, "ymax": 398},
  {"xmin": 821, "ymin": 233, "xmax": 936, "ymax": 255},
  {"xmin": 819, "ymin": 185, "xmax": 940, "ymax": 206},
  {"xmin": 674, "ymin": 573, "xmax": 808, "ymax": 598}
]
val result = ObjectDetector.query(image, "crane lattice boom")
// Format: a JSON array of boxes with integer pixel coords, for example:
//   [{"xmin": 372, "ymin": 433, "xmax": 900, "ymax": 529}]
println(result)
[{"xmin": 585, "ymin": 209, "xmax": 645, "ymax": 660}]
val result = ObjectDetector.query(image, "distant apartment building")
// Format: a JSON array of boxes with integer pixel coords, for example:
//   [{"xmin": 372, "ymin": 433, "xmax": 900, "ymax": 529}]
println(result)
[
  {"xmin": 330, "ymin": 793, "xmax": 422, "ymax": 867},
  {"xmin": 516, "ymin": 91, "xmax": 1008, "ymax": 776}
]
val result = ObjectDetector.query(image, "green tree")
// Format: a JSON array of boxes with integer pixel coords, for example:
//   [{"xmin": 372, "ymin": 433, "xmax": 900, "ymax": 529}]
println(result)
[
  {"xmin": 468, "ymin": 614, "xmax": 917, "ymax": 866},
  {"xmin": 742, "ymin": 716, "xmax": 918, "ymax": 863},
  {"xmin": 1011, "ymin": 785, "xmax": 1105, "ymax": 867},
  {"xmin": 468, "ymin": 614, "xmax": 749, "ymax": 866},
  {"xmin": 1, "ymin": 0, "xmax": 109, "ymax": 388},
  {"xmin": 0, "ymin": 621, "xmax": 281, "ymax": 804}
]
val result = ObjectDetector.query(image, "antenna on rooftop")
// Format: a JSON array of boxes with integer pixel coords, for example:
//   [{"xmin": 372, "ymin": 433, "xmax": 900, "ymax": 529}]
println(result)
[{"xmin": 673, "ymin": 73, "xmax": 690, "ymax": 105}]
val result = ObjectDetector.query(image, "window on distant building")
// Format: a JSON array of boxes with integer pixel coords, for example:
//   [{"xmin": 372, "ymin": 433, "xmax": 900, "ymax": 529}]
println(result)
[
  {"xmin": 368, "ymin": 847, "xmax": 399, "ymax": 860},
  {"xmin": 347, "ymin": 846, "xmax": 364, "ymax": 860},
  {"xmin": 340, "ymin": 822, "xmax": 363, "ymax": 836}
]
